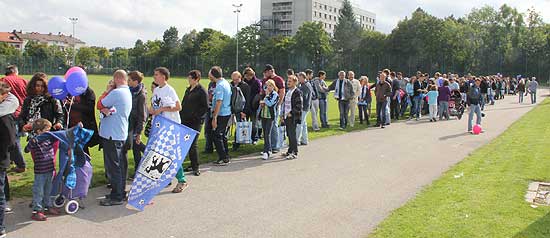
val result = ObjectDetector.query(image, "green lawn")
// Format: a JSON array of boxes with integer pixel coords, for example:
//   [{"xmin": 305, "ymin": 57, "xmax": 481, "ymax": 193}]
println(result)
[
  {"xmin": 11, "ymin": 74, "xmax": 376, "ymax": 198},
  {"xmin": 370, "ymin": 98, "xmax": 550, "ymax": 238}
]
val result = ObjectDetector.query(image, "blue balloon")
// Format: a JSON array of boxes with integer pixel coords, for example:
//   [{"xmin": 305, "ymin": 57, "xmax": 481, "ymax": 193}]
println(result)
[
  {"xmin": 48, "ymin": 76, "xmax": 68, "ymax": 100},
  {"xmin": 66, "ymin": 71, "xmax": 88, "ymax": 96}
]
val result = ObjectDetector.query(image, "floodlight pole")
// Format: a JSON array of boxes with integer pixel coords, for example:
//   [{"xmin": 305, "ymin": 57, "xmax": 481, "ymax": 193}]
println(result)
[
  {"xmin": 69, "ymin": 17, "xmax": 79, "ymax": 66},
  {"xmin": 233, "ymin": 3, "xmax": 243, "ymax": 72}
]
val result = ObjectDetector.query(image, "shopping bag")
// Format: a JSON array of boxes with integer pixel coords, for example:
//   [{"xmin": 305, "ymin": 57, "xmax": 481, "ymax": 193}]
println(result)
[{"xmin": 236, "ymin": 121, "xmax": 253, "ymax": 144}]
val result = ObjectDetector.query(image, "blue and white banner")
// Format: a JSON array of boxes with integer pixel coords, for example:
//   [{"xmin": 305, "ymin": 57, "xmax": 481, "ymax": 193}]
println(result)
[{"xmin": 128, "ymin": 115, "xmax": 198, "ymax": 211}]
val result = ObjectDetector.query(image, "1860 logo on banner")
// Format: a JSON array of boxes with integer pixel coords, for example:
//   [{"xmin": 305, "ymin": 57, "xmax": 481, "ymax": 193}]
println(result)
[{"xmin": 138, "ymin": 151, "xmax": 173, "ymax": 180}]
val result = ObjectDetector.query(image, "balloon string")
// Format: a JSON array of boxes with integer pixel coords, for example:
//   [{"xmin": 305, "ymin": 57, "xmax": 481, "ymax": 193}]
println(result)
[{"xmin": 66, "ymin": 96, "xmax": 74, "ymax": 129}]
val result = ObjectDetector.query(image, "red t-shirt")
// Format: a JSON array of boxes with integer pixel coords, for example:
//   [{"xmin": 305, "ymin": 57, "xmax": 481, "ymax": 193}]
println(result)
[
  {"xmin": 262, "ymin": 75, "xmax": 285, "ymax": 95},
  {"xmin": 0, "ymin": 75, "xmax": 28, "ymax": 118}
]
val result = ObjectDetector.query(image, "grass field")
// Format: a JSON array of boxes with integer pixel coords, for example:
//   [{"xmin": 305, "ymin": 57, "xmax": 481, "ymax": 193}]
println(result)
[
  {"xmin": 10, "ymin": 74, "xmax": 376, "ymax": 198},
  {"xmin": 370, "ymin": 98, "xmax": 550, "ymax": 238}
]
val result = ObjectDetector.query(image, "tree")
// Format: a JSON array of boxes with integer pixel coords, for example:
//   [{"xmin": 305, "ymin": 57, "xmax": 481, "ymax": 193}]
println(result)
[
  {"xmin": 76, "ymin": 47, "xmax": 99, "ymax": 67},
  {"xmin": 293, "ymin": 22, "xmax": 332, "ymax": 71},
  {"xmin": 333, "ymin": 0, "xmax": 362, "ymax": 69},
  {"xmin": 129, "ymin": 39, "xmax": 146, "ymax": 58},
  {"xmin": 0, "ymin": 43, "xmax": 20, "ymax": 57},
  {"xmin": 160, "ymin": 26, "xmax": 180, "ymax": 58}
]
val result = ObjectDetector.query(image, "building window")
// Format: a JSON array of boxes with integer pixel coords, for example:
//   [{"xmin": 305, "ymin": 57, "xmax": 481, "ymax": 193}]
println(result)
[
  {"xmin": 324, "ymin": 5, "xmax": 327, "ymax": 10},
  {"xmin": 324, "ymin": 13, "xmax": 327, "ymax": 19}
]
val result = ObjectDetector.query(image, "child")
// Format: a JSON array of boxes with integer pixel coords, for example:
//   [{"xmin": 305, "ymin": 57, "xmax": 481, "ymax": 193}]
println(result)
[
  {"xmin": 259, "ymin": 80, "xmax": 279, "ymax": 160},
  {"xmin": 427, "ymin": 85, "xmax": 439, "ymax": 122},
  {"xmin": 358, "ymin": 76, "xmax": 372, "ymax": 125},
  {"xmin": 25, "ymin": 118, "xmax": 60, "ymax": 221}
]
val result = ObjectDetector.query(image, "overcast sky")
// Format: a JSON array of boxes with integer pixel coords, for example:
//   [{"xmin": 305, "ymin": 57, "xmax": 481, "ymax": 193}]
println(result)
[{"xmin": 2, "ymin": 0, "xmax": 549, "ymax": 48}]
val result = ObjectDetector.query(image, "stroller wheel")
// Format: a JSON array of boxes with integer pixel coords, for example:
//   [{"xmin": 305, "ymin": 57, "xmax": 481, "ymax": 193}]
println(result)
[
  {"xmin": 54, "ymin": 195, "xmax": 65, "ymax": 208},
  {"xmin": 65, "ymin": 200, "xmax": 79, "ymax": 214}
]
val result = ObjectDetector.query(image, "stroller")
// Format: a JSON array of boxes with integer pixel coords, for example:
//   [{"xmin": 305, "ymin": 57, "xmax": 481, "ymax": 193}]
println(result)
[
  {"xmin": 449, "ymin": 90, "xmax": 465, "ymax": 120},
  {"xmin": 35, "ymin": 124, "xmax": 94, "ymax": 214}
]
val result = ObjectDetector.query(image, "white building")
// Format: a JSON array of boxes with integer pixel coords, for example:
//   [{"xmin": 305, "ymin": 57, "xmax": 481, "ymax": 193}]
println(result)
[
  {"xmin": 261, "ymin": 0, "xmax": 376, "ymax": 37},
  {"xmin": 11, "ymin": 30, "xmax": 86, "ymax": 52}
]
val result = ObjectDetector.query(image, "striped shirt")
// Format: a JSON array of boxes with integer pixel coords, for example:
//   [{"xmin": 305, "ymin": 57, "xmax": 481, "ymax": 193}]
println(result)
[{"xmin": 26, "ymin": 138, "xmax": 56, "ymax": 174}]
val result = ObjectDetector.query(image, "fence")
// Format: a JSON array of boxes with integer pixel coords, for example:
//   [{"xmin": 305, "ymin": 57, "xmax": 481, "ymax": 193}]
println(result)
[{"xmin": 1, "ymin": 54, "xmax": 548, "ymax": 82}]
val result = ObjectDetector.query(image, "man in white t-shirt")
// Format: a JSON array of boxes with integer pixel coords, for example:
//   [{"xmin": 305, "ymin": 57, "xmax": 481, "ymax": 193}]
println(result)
[
  {"xmin": 148, "ymin": 67, "xmax": 187, "ymax": 193},
  {"xmin": 150, "ymin": 67, "xmax": 182, "ymax": 124}
]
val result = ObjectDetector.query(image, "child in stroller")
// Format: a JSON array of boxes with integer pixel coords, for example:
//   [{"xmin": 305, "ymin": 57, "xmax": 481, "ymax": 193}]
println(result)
[{"xmin": 449, "ymin": 90, "xmax": 465, "ymax": 120}]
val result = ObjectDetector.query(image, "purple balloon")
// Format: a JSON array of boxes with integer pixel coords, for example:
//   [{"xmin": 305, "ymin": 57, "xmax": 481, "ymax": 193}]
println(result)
[
  {"xmin": 65, "ymin": 67, "xmax": 86, "ymax": 79},
  {"xmin": 48, "ymin": 76, "xmax": 68, "ymax": 100},
  {"xmin": 66, "ymin": 71, "xmax": 88, "ymax": 96}
]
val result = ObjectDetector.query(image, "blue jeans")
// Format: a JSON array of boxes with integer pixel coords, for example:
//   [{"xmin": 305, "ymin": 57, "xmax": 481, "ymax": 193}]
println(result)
[
  {"xmin": 468, "ymin": 104, "xmax": 482, "ymax": 131},
  {"xmin": 32, "ymin": 172, "xmax": 53, "ymax": 211},
  {"xmin": 102, "ymin": 138, "xmax": 128, "ymax": 202},
  {"xmin": 338, "ymin": 100, "xmax": 350, "ymax": 128},
  {"xmin": 319, "ymin": 99, "xmax": 328, "ymax": 127},
  {"xmin": 385, "ymin": 97, "xmax": 391, "ymax": 124},
  {"xmin": 519, "ymin": 91, "xmax": 524, "ymax": 103},
  {"xmin": 296, "ymin": 111, "xmax": 309, "ymax": 145},
  {"xmin": 271, "ymin": 105, "xmax": 281, "ymax": 151},
  {"xmin": 413, "ymin": 95, "xmax": 422, "ymax": 118},
  {"xmin": 530, "ymin": 92, "xmax": 537, "ymax": 104},
  {"xmin": 376, "ymin": 101, "xmax": 388, "ymax": 125}
]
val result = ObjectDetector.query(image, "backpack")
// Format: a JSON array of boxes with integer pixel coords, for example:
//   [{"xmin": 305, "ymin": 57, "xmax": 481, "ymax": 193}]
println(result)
[{"xmin": 231, "ymin": 85, "xmax": 246, "ymax": 114}]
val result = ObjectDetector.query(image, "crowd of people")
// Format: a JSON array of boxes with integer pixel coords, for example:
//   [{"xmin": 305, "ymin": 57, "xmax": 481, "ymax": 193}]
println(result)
[{"xmin": 0, "ymin": 63, "xmax": 541, "ymax": 235}]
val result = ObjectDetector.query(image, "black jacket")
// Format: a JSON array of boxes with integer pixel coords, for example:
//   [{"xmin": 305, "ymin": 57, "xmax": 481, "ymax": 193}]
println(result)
[
  {"xmin": 67, "ymin": 87, "xmax": 100, "ymax": 148},
  {"xmin": 283, "ymin": 87, "xmax": 303, "ymax": 124},
  {"xmin": 0, "ymin": 114, "xmax": 17, "ymax": 169},
  {"xmin": 129, "ymin": 85, "xmax": 147, "ymax": 136},
  {"xmin": 180, "ymin": 84, "xmax": 209, "ymax": 125},
  {"xmin": 19, "ymin": 95, "xmax": 64, "ymax": 131},
  {"xmin": 480, "ymin": 81, "xmax": 488, "ymax": 94}
]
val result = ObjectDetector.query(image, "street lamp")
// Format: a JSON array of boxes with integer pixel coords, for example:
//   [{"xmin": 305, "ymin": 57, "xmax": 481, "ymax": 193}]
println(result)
[
  {"xmin": 69, "ymin": 17, "xmax": 78, "ymax": 66},
  {"xmin": 233, "ymin": 3, "xmax": 243, "ymax": 72}
]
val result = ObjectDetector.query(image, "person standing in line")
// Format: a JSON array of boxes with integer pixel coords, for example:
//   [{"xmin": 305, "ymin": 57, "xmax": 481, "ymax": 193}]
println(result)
[
  {"xmin": 480, "ymin": 77, "xmax": 489, "ymax": 111},
  {"xmin": 390, "ymin": 72, "xmax": 401, "ymax": 120},
  {"xmin": 374, "ymin": 72, "xmax": 392, "ymax": 128},
  {"xmin": 98, "ymin": 70, "xmax": 132, "ymax": 206},
  {"xmin": 438, "ymin": 80, "xmax": 451, "ymax": 120},
  {"xmin": 210, "ymin": 66, "xmax": 232, "ymax": 165},
  {"xmin": 243, "ymin": 68, "xmax": 262, "ymax": 144},
  {"xmin": 348, "ymin": 71, "xmax": 361, "ymax": 127},
  {"xmin": 262, "ymin": 65, "xmax": 285, "ymax": 153},
  {"xmin": 427, "ymin": 85, "xmax": 439, "ymax": 122},
  {"xmin": 126, "ymin": 71, "xmax": 147, "ymax": 179},
  {"xmin": 0, "ymin": 65, "xmax": 27, "ymax": 174},
  {"xmin": 281, "ymin": 75, "xmax": 302, "ymax": 160},
  {"xmin": 148, "ymin": 67, "xmax": 186, "ymax": 193},
  {"xmin": 358, "ymin": 76, "xmax": 372, "ymax": 125},
  {"xmin": 230, "ymin": 71, "xmax": 250, "ymax": 151},
  {"xmin": 528, "ymin": 77, "xmax": 538, "ymax": 104},
  {"xmin": 517, "ymin": 78, "xmax": 526, "ymax": 104},
  {"xmin": 259, "ymin": 80, "xmax": 279, "ymax": 160},
  {"xmin": 0, "ymin": 82, "xmax": 18, "ymax": 235},
  {"xmin": 384, "ymin": 70, "xmax": 393, "ymax": 125},
  {"xmin": 467, "ymin": 78, "xmax": 483, "ymax": 134},
  {"xmin": 179, "ymin": 70, "xmax": 209, "ymax": 179},
  {"xmin": 316, "ymin": 71, "xmax": 330, "ymax": 128},
  {"xmin": 306, "ymin": 69, "xmax": 320, "ymax": 132},
  {"xmin": 296, "ymin": 72, "xmax": 312, "ymax": 146},
  {"xmin": 328, "ymin": 71, "xmax": 354, "ymax": 129},
  {"xmin": 203, "ymin": 81, "xmax": 216, "ymax": 154}
]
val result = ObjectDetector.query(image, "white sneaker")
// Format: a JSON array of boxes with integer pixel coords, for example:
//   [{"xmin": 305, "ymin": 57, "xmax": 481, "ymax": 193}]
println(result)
[{"xmin": 262, "ymin": 153, "xmax": 269, "ymax": 160}]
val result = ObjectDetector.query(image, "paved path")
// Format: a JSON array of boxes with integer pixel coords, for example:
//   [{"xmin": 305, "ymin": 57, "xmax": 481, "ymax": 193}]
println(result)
[{"xmin": 7, "ymin": 90, "xmax": 546, "ymax": 238}]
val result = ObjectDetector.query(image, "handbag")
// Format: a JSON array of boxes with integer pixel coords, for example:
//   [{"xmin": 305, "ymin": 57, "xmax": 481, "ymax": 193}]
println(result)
[{"xmin": 235, "ymin": 121, "xmax": 253, "ymax": 144}]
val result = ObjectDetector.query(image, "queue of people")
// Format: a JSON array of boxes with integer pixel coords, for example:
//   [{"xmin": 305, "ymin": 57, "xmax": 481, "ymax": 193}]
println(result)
[{"xmin": 0, "ymin": 63, "xmax": 540, "ymax": 236}]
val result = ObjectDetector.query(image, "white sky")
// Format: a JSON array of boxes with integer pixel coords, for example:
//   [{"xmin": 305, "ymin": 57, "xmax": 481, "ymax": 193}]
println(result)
[{"xmin": 1, "ymin": 0, "xmax": 549, "ymax": 48}]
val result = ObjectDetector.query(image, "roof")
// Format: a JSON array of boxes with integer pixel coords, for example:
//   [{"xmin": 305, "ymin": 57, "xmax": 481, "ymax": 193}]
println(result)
[
  {"xmin": 0, "ymin": 32, "xmax": 23, "ymax": 43},
  {"xmin": 14, "ymin": 32, "xmax": 85, "ymax": 45}
]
